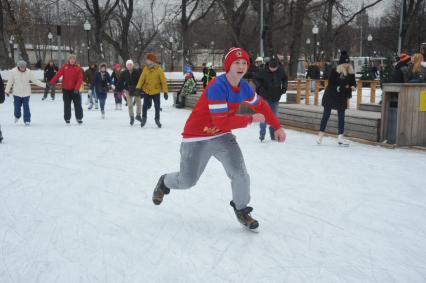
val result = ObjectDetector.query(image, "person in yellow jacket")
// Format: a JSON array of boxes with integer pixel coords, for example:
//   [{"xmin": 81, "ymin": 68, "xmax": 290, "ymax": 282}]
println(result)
[{"xmin": 136, "ymin": 53, "xmax": 168, "ymax": 128}]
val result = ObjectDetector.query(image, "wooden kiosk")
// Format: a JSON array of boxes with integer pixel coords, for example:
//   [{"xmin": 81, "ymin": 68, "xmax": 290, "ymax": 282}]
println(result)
[{"xmin": 381, "ymin": 83, "xmax": 426, "ymax": 146}]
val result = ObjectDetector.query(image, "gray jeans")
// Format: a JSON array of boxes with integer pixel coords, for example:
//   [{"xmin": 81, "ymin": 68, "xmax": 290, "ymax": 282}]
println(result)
[{"xmin": 164, "ymin": 133, "xmax": 251, "ymax": 210}]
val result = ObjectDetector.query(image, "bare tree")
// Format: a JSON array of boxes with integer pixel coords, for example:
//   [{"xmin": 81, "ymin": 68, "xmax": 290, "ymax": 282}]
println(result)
[
  {"xmin": 0, "ymin": 0, "xmax": 14, "ymax": 67},
  {"xmin": 217, "ymin": 0, "xmax": 251, "ymax": 47},
  {"xmin": 180, "ymin": 0, "xmax": 216, "ymax": 68},
  {"xmin": 3, "ymin": 0, "xmax": 30, "ymax": 63}
]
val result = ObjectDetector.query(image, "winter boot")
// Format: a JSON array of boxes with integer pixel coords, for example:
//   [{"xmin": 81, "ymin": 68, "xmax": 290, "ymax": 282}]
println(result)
[
  {"xmin": 135, "ymin": 115, "xmax": 142, "ymax": 122},
  {"xmin": 316, "ymin": 131, "xmax": 324, "ymax": 145},
  {"xmin": 338, "ymin": 134, "xmax": 350, "ymax": 146},
  {"xmin": 152, "ymin": 175, "xmax": 170, "ymax": 205},
  {"xmin": 140, "ymin": 117, "xmax": 147, "ymax": 127},
  {"xmin": 230, "ymin": 201, "xmax": 259, "ymax": 231},
  {"xmin": 130, "ymin": 116, "xmax": 135, "ymax": 126},
  {"xmin": 259, "ymin": 135, "xmax": 265, "ymax": 142},
  {"xmin": 65, "ymin": 120, "xmax": 70, "ymax": 124},
  {"xmin": 77, "ymin": 120, "xmax": 83, "ymax": 125},
  {"xmin": 42, "ymin": 96, "xmax": 47, "ymax": 101},
  {"xmin": 155, "ymin": 119, "xmax": 162, "ymax": 128},
  {"xmin": 25, "ymin": 122, "xmax": 30, "ymax": 126}
]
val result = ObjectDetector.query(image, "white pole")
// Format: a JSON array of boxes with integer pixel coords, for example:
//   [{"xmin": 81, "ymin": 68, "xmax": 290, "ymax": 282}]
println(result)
[
  {"xmin": 260, "ymin": 0, "xmax": 264, "ymax": 57},
  {"xmin": 360, "ymin": 24, "xmax": 363, "ymax": 57},
  {"xmin": 397, "ymin": 0, "xmax": 404, "ymax": 54}
]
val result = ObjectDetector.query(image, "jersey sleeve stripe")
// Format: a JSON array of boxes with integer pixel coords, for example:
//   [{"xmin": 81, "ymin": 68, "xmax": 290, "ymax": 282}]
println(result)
[{"xmin": 247, "ymin": 93, "xmax": 259, "ymax": 105}]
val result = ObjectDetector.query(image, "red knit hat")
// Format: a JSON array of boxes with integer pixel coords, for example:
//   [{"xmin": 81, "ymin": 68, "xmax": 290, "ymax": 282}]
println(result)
[
  {"xmin": 224, "ymin": 47, "xmax": 250, "ymax": 72},
  {"xmin": 399, "ymin": 53, "xmax": 411, "ymax": 62}
]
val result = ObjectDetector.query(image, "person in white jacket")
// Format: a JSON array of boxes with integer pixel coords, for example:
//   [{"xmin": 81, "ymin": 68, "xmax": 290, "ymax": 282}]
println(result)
[{"xmin": 5, "ymin": 60, "xmax": 46, "ymax": 126}]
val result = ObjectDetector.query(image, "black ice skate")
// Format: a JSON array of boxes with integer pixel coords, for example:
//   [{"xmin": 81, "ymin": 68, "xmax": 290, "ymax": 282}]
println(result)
[
  {"xmin": 155, "ymin": 119, "xmax": 162, "ymax": 128},
  {"xmin": 230, "ymin": 201, "xmax": 259, "ymax": 231},
  {"xmin": 130, "ymin": 116, "xmax": 135, "ymax": 126},
  {"xmin": 152, "ymin": 175, "xmax": 170, "ymax": 205},
  {"xmin": 140, "ymin": 117, "xmax": 147, "ymax": 127}
]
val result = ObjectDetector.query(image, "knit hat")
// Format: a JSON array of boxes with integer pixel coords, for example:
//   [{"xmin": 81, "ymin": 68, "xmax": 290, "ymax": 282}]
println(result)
[
  {"xmin": 126, "ymin": 59, "xmax": 134, "ymax": 66},
  {"xmin": 113, "ymin": 63, "xmax": 121, "ymax": 70},
  {"xmin": 17, "ymin": 60, "xmax": 27, "ymax": 69},
  {"xmin": 224, "ymin": 47, "xmax": 250, "ymax": 72},
  {"xmin": 255, "ymin": 57, "xmax": 263, "ymax": 63},
  {"xmin": 146, "ymin": 52, "xmax": 157, "ymax": 63},
  {"xmin": 399, "ymin": 53, "xmax": 411, "ymax": 63},
  {"xmin": 268, "ymin": 58, "xmax": 279, "ymax": 68},
  {"xmin": 67, "ymin": 54, "xmax": 77, "ymax": 62},
  {"xmin": 184, "ymin": 73, "xmax": 193, "ymax": 80},
  {"xmin": 338, "ymin": 50, "xmax": 350, "ymax": 65}
]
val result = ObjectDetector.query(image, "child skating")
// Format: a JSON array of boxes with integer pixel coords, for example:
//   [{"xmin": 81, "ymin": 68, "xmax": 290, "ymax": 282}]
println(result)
[
  {"xmin": 152, "ymin": 48, "xmax": 286, "ymax": 231},
  {"xmin": 5, "ymin": 60, "xmax": 46, "ymax": 126}
]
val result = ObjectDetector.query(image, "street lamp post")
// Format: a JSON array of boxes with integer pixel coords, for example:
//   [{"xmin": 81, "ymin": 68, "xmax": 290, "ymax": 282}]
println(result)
[
  {"xmin": 160, "ymin": 44, "xmax": 164, "ymax": 64},
  {"xmin": 367, "ymin": 34, "xmax": 373, "ymax": 58},
  {"xmin": 84, "ymin": 20, "xmax": 91, "ymax": 66},
  {"xmin": 169, "ymin": 36, "xmax": 174, "ymax": 71},
  {"xmin": 210, "ymin": 41, "xmax": 215, "ymax": 66},
  {"xmin": 305, "ymin": 38, "xmax": 311, "ymax": 62},
  {"xmin": 312, "ymin": 25, "xmax": 319, "ymax": 62},
  {"xmin": 48, "ymin": 32, "xmax": 53, "ymax": 60},
  {"xmin": 9, "ymin": 35, "xmax": 15, "ymax": 63}
]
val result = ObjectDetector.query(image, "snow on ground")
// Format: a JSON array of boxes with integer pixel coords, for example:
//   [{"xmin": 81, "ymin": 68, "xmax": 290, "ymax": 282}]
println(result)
[{"xmin": 0, "ymin": 95, "xmax": 426, "ymax": 283}]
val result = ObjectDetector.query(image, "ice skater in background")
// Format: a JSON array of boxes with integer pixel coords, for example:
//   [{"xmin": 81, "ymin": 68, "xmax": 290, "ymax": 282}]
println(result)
[
  {"xmin": 152, "ymin": 48, "xmax": 286, "ymax": 231},
  {"xmin": 84, "ymin": 63, "xmax": 98, "ymax": 109},
  {"xmin": 136, "ymin": 52, "xmax": 169, "ymax": 128},
  {"xmin": 0, "ymin": 73, "xmax": 5, "ymax": 142},
  {"xmin": 49, "ymin": 54, "xmax": 84, "ymax": 124},
  {"xmin": 175, "ymin": 72, "xmax": 196, "ymax": 109},
  {"xmin": 42, "ymin": 59, "xmax": 58, "ymax": 101},
  {"xmin": 5, "ymin": 60, "xmax": 46, "ymax": 126},
  {"xmin": 111, "ymin": 63, "xmax": 124, "ymax": 110},
  {"xmin": 116, "ymin": 60, "xmax": 142, "ymax": 126},
  {"xmin": 92, "ymin": 63, "xmax": 114, "ymax": 119},
  {"xmin": 317, "ymin": 50, "xmax": 355, "ymax": 146}
]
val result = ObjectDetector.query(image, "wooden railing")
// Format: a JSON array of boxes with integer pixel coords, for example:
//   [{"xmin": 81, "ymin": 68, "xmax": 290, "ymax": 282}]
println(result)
[{"xmin": 288, "ymin": 79, "xmax": 379, "ymax": 110}]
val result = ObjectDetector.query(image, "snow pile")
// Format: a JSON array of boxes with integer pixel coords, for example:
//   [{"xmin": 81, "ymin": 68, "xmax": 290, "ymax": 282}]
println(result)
[{"xmin": 0, "ymin": 96, "xmax": 425, "ymax": 282}]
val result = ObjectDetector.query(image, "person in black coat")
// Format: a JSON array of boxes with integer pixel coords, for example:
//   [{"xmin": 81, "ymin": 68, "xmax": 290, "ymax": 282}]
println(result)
[
  {"xmin": 116, "ymin": 59, "xmax": 142, "ymax": 125},
  {"xmin": 92, "ymin": 63, "xmax": 113, "ymax": 119},
  {"xmin": 42, "ymin": 60, "xmax": 58, "ymax": 100},
  {"xmin": 390, "ymin": 53, "xmax": 411, "ymax": 83},
  {"xmin": 306, "ymin": 62, "xmax": 321, "ymax": 91},
  {"xmin": 0, "ymin": 73, "xmax": 5, "ymax": 143},
  {"xmin": 317, "ymin": 50, "xmax": 356, "ymax": 146},
  {"xmin": 254, "ymin": 59, "xmax": 288, "ymax": 141}
]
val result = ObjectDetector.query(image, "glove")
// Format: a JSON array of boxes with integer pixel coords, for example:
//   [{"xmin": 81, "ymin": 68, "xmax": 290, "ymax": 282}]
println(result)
[{"xmin": 164, "ymin": 93, "xmax": 169, "ymax": 100}]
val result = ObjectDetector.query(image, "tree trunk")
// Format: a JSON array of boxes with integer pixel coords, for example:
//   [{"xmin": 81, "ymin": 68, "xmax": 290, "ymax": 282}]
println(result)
[
  {"xmin": 288, "ymin": 0, "xmax": 307, "ymax": 77},
  {"xmin": 4, "ymin": 0, "xmax": 29, "ymax": 63},
  {"xmin": 0, "ymin": 0, "xmax": 13, "ymax": 67}
]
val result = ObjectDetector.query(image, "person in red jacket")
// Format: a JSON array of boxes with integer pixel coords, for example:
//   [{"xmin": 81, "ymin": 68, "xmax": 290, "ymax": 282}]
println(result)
[
  {"xmin": 49, "ymin": 54, "xmax": 84, "ymax": 124},
  {"xmin": 152, "ymin": 47, "xmax": 286, "ymax": 231}
]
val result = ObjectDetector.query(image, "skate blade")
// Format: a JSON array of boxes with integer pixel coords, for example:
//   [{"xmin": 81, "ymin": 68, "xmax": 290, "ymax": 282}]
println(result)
[
  {"xmin": 240, "ymin": 224, "xmax": 259, "ymax": 233},
  {"xmin": 338, "ymin": 143, "xmax": 350, "ymax": 147}
]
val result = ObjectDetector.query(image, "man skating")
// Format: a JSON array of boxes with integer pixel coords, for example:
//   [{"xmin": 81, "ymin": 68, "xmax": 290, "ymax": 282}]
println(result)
[{"xmin": 152, "ymin": 48, "xmax": 286, "ymax": 231}]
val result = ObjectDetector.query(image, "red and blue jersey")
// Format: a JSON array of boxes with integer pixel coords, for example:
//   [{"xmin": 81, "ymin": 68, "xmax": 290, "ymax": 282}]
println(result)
[{"xmin": 182, "ymin": 74, "xmax": 282, "ymax": 138}]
